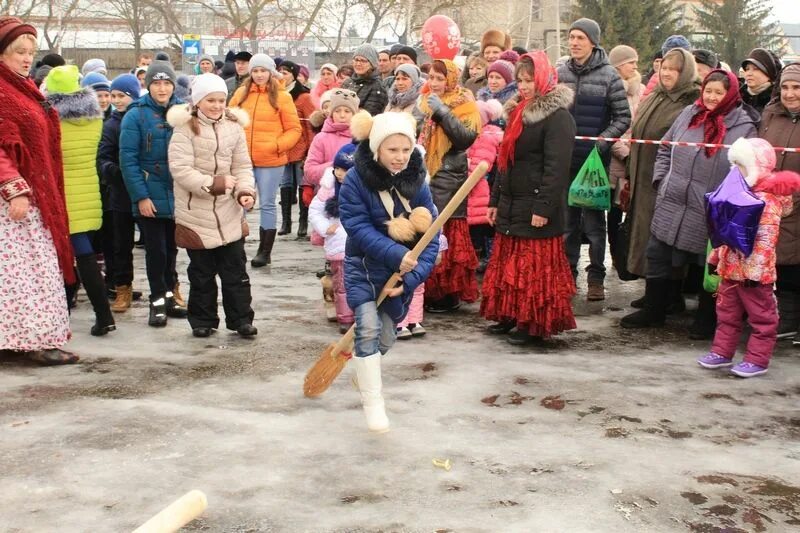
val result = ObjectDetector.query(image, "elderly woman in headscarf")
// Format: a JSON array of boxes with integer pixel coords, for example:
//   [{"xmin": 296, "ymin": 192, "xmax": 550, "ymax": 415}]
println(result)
[
  {"xmin": 625, "ymin": 48, "xmax": 701, "ymax": 307},
  {"xmin": 0, "ymin": 16, "xmax": 77, "ymax": 365},
  {"xmin": 481, "ymin": 52, "xmax": 577, "ymax": 345},
  {"xmin": 418, "ymin": 59, "xmax": 481, "ymax": 313},
  {"xmin": 621, "ymin": 69, "xmax": 758, "ymax": 332}
]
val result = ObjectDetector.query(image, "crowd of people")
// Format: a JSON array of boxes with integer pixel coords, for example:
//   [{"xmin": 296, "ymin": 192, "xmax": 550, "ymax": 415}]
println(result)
[{"xmin": 1, "ymin": 13, "xmax": 800, "ymax": 430}]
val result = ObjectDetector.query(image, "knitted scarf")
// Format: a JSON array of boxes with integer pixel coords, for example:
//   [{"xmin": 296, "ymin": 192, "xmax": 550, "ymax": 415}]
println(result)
[
  {"xmin": 689, "ymin": 69, "xmax": 742, "ymax": 157},
  {"xmin": 388, "ymin": 80, "xmax": 421, "ymax": 110},
  {"xmin": 498, "ymin": 51, "xmax": 558, "ymax": 173},
  {"xmin": 0, "ymin": 63, "xmax": 75, "ymax": 284},
  {"xmin": 418, "ymin": 59, "xmax": 481, "ymax": 178}
]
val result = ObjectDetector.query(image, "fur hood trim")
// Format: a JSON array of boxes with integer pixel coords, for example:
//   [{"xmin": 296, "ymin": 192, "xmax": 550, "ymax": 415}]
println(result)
[
  {"xmin": 754, "ymin": 170, "xmax": 800, "ymax": 196},
  {"xmin": 503, "ymin": 84, "xmax": 574, "ymax": 125},
  {"xmin": 354, "ymin": 140, "xmax": 426, "ymax": 200},
  {"xmin": 624, "ymin": 72, "xmax": 643, "ymax": 97},
  {"xmin": 320, "ymin": 166, "xmax": 336, "ymax": 189},
  {"xmin": 47, "ymin": 88, "xmax": 102, "ymax": 121},
  {"xmin": 167, "ymin": 104, "xmax": 250, "ymax": 129}
]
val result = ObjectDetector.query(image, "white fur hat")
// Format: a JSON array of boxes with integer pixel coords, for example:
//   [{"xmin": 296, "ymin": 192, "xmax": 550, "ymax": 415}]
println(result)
[
  {"xmin": 728, "ymin": 137, "xmax": 776, "ymax": 187},
  {"xmin": 190, "ymin": 73, "xmax": 228, "ymax": 105},
  {"xmin": 360, "ymin": 112, "xmax": 417, "ymax": 159}
]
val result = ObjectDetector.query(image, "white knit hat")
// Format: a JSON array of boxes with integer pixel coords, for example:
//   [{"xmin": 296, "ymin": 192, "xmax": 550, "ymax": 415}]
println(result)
[
  {"xmin": 190, "ymin": 73, "xmax": 228, "ymax": 105},
  {"xmin": 320, "ymin": 63, "xmax": 338, "ymax": 75},
  {"xmin": 368, "ymin": 112, "xmax": 417, "ymax": 158}
]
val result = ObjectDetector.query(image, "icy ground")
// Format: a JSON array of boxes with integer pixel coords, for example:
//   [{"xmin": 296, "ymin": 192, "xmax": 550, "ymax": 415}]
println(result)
[{"xmin": 1, "ymin": 208, "xmax": 799, "ymax": 532}]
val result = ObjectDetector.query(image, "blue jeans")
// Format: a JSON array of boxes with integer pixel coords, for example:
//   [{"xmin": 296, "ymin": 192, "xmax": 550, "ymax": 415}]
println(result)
[
  {"xmin": 70, "ymin": 232, "xmax": 96, "ymax": 257},
  {"xmin": 565, "ymin": 206, "xmax": 607, "ymax": 284},
  {"xmin": 354, "ymin": 301, "xmax": 397, "ymax": 358},
  {"xmin": 254, "ymin": 166, "xmax": 283, "ymax": 229},
  {"xmin": 281, "ymin": 161, "xmax": 304, "ymax": 189}
]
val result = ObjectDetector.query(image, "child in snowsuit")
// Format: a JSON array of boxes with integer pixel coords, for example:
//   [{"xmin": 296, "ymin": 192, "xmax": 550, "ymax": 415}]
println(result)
[
  {"xmin": 698, "ymin": 138, "xmax": 800, "ymax": 377},
  {"xmin": 167, "ymin": 74, "xmax": 258, "ymax": 338},
  {"xmin": 309, "ymin": 143, "xmax": 357, "ymax": 333}
]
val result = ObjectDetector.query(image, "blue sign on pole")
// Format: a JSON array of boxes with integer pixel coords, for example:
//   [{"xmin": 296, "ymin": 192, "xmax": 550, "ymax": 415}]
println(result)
[{"xmin": 183, "ymin": 34, "xmax": 201, "ymax": 55}]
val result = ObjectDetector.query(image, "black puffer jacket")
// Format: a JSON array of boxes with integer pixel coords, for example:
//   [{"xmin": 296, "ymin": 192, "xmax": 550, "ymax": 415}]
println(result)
[
  {"xmin": 342, "ymin": 71, "xmax": 388, "ymax": 117},
  {"xmin": 557, "ymin": 47, "xmax": 631, "ymax": 174},
  {"xmin": 490, "ymin": 85, "xmax": 576, "ymax": 239},
  {"xmin": 427, "ymin": 100, "xmax": 479, "ymax": 218}
]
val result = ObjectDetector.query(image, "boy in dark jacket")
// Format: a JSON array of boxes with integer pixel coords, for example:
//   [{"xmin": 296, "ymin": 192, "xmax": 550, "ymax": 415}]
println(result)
[
  {"xmin": 120, "ymin": 61, "xmax": 188, "ymax": 327},
  {"xmin": 97, "ymin": 73, "xmax": 142, "ymax": 313}
]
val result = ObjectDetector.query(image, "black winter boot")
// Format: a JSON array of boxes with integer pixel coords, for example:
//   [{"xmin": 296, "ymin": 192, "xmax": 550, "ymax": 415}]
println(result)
[
  {"xmin": 76, "ymin": 254, "xmax": 116, "ymax": 336},
  {"xmin": 296, "ymin": 189, "xmax": 309, "ymax": 240},
  {"xmin": 251, "ymin": 228, "xmax": 276, "ymax": 267},
  {"xmin": 688, "ymin": 290, "xmax": 717, "ymax": 340},
  {"xmin": 165, "ymin": 290, "xmax": 188, "ymax": 319},
  {"xmin": 776, "ymin": 291, "xmax": 800, "ymax": 340},
  {"xmin": 620, "ymin": 278, "xmax": 670, "ymax": 329},
  {"xmin": 667, "ymin": 279, "xmax": 686, "ymax": 315},
  {"xmin": 278, "ymin": 188, "xmax": 292, "ymax": 235},
  {"xmin": 149, "ymin": 295, "xmax": 167, "ymax": 327}
]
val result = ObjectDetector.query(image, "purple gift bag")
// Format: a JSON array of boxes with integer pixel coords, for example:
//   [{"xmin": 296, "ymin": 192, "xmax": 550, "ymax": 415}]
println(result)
[{"xmin": 705, "ymin": 166, "xmax": 765, "ymax": 257}]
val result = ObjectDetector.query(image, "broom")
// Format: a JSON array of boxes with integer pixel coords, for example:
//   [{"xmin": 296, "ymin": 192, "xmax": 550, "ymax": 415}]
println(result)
[{"xmin": 303, "ymin": 161, "xmax": 490, "ymax": 397}]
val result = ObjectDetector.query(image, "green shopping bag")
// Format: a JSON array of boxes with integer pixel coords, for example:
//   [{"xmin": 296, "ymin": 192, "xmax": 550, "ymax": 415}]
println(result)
[
  {"xmin": 703, "ymin": 241, "xmax": 720, "ymax": 293},
  {"xmin": 568, "ymin": 146, "xmax": 611, "ymax": 211}
]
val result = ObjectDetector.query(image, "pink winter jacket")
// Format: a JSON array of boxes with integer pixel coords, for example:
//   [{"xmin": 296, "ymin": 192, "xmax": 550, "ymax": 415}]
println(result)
[
  {"xmin": 302, "ymin": 117, "xmax": 352, "ymax": 188},
  {"xmin": 709, "ymin": 173, "xmax": 799, "ymax": 285},
  {"xmin": 467, "ymin": 124, "xmax": 503, "ymax": 225}
]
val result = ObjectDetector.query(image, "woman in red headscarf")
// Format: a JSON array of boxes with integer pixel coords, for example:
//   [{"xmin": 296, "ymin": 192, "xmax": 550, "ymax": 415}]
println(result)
[
  {"xmin": 620, "ymin": 69, "xmax": 758, "ymax": 333},
  {"xmin": 481, "ymin": 52, "xmax": 578, "ymax": 345},
  {"xmin": 418, "ymin": 59, "xmax": 482, "ymax": 312}
]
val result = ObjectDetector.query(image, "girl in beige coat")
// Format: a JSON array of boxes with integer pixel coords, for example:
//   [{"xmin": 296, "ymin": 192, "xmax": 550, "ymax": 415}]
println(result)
[{"xmin": 167, "ymin": 74, "xmax": 258, "ymax": 338}]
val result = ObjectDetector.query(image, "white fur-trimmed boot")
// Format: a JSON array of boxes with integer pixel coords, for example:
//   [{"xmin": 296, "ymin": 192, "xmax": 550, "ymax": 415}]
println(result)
[{"xmin": 353, "ymin": 352, "xmax": 389, "ymax": 433}]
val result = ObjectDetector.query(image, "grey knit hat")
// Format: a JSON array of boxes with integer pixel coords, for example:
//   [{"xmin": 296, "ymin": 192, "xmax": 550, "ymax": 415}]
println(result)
[
  {"xmin": 198, "ymin": 55, "xmax": 215, "ymax": 68},
  {"xmin": 145, "ymin": 60, "xmax": 176, "ymax": 87},
  {"xmin": 569, "ymin": 18, "xmax": 601, "ymax": 46},
  {"xmin": 394, "ymin": 63, "xmax": 420, "ymax": 84},
  {"xmin": 352, "ymin": 43, "xmax": 379, "ymax": 69},
  {"xmin": 249, "ymin": 53, "xmax": 279, "ymax": 76}
]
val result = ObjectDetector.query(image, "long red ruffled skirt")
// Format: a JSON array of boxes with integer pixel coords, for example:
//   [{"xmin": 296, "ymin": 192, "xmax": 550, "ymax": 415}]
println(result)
[
  {"xmin": 480, "ymin": 233, "xmax": 577, "ymax": 338},
  {"xmin": 425, "ymin": 218, "xmax": 479, "ymax": 302}
]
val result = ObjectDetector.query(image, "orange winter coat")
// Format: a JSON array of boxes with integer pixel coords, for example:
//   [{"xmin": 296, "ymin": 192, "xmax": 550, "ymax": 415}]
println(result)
[
  {"xmin": 229, "ymin": 83, "xmax": 302, "ymax": 168},
  {"xmin": 287, "ymin": 92, "xmax": 316, "ymax": 163}
]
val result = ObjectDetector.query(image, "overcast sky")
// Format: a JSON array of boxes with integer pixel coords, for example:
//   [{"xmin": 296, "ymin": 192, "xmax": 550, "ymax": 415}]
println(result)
[{"xmin": 773, "ymin": 0, "xmax": 800, "ymax": 24}]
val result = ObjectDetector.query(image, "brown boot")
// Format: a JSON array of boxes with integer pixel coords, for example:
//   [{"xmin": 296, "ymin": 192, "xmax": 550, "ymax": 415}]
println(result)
[
  {"xmin": 111, "ymin": 285, "xmax": 133, "ymax": 313},
  {"xmin": 173, "ymin": 282, "xmax": 186, "ymax": 307},
  {"xmin": 587, "ymin": 282, "xmax": 605, "ymax": 301}
]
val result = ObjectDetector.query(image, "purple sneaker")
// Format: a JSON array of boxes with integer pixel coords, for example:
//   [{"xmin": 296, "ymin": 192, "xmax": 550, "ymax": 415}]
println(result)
[
  {"xmin": 730, "ymin": 362, "xmax": 768, "ymax": 378},
  {"xmin": 697, "ymin": 352, "xmax": 733, "ymax": 369}
]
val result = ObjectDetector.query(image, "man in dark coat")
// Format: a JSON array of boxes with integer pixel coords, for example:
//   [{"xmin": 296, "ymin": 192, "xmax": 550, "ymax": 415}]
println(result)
[
  {"xmin": 225, "ymin": 51, "xmax": 251, "ymax": 104},
  {"xmin": 557, "ymin": 17, "xmax": 631, "ymax": 301}
]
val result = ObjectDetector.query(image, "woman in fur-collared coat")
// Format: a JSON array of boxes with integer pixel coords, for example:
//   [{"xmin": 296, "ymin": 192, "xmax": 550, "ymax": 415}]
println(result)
[{"xmin": 481, "ymin": 52, "xmax": 578, "ymax": 346}]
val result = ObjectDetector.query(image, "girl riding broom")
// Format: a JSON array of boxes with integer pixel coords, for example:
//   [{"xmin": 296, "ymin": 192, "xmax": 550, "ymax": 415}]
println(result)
[{"xmin": 339, "ymin": 111, "xmax": 440, "ymax": 433}]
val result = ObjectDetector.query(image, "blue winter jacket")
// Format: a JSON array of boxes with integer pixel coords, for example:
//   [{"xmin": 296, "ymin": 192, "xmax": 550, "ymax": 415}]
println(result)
[
  {"xmin": 339, "ymin": 142, "xmax": 440, "ymax": 322},
  {"xmin": 119, "ymin": 93, "xmax": 182, "ymax": 218}
]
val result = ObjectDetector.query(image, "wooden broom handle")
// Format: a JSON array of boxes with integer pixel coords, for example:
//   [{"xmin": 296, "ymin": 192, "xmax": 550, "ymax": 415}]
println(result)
[{"xmin": 331, "ymin": 161, "xmax": 490, "ymax": 356}]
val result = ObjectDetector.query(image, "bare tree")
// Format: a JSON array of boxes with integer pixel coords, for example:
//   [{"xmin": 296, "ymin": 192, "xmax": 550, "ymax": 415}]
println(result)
[
  {"xmin": 185, "ymin": 0, "xmax": 278, "ymax": 48},
  {"xmin": 357, "ymin": 0, "xmax": 403, "ymax": 42},
  {"xmin": 91, "ymin": 0, "xmax": 160, "ymax": 58},
  {"xmin": 0, "ymin": 0, "xmax": 36, "ymax": 18},
  {"xmin": 39, "ymin": 0, "xmax": 86, "ymax": 52},
  {"xmin": 145, "ymin": 0, "xmax": 185, "ymax": 50}
]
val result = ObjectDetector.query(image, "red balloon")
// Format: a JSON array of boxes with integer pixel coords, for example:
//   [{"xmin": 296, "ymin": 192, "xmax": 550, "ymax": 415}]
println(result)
[{"xmin": 421, "ymin": 15, "xmax": 461, "ymax": 60}]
